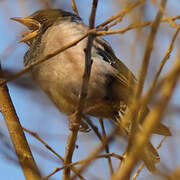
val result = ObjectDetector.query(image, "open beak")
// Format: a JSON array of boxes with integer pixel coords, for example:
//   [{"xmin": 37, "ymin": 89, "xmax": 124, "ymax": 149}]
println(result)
[{"xmin": 11, "ymin": 17, "xmax": 41, "ymax": 43}]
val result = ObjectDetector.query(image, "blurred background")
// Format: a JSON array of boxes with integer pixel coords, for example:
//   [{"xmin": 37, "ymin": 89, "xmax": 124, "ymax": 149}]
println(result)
[{"xmin": 0, "ymin": 0, "xmax": 180, "ymax": 179}]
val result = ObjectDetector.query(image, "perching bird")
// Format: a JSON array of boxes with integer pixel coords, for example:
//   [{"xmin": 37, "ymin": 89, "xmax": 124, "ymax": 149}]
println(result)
[{"xmin": 11, "ymin": 9, "xmax": 171, "ymax": 171}]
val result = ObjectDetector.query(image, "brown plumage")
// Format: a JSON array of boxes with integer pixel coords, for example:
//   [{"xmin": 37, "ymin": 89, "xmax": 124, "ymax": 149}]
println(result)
[{"xmin": 12, "ymin": 9, "xmax": 171, "ymax": 171}]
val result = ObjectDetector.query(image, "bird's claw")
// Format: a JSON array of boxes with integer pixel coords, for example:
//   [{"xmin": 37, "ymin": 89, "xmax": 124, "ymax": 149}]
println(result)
[
  {"xmin": 79, "ymin": 123, "xmax": 91, "ymax": 132},
  {"xmin": 68, "ymin": 114, "xmax": 91, "ymax": 132}
]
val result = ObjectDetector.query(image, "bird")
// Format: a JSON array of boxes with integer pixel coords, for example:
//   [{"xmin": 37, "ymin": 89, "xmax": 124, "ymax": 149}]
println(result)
[{"xmin": 11, "ymin": 9, "xmax": 171, "ymax": 171}]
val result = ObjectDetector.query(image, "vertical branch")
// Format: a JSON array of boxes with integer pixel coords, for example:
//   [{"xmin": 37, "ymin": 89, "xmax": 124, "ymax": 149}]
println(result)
[
  {"xmin": 148, "ymin": 27, "xmax": 180, "ymax": 92},
  {"xmin": 99, "ymin": 118, "xmax": 114, "ymax": 176},
  {"xmin": 112, "ymin": 47, "xmax": 180, "ymax": 180},
  {"xmin": 0, "ymin": 64, "xmax": 41, "ymax": 180},
  {"xmin": 63, "ymin": 130, "xmax": 79, "ymax": 180},
  {"xmin": 113, "ymin": 0, "xmax": 167, "ymax": 179},
  {"xmin": 76, "ymin": 0, "xmax": 98, "ymax": 114},
  {"xmin": 72, "ymin": 0, "xmax": 80, "ymax": 17},
  {"xmin": 63, "ymin": 1, "xmax": 99, "ymax": 179},
  {"xmin": 71, "ymin": 128, "xmax": 118, "ymax": 180},
  {"xmin": 127, "ymin": 0, "xmax": 167, "ymax": 163},
  {"xmin": 135, "ymin": 0, "xmax": 167, "ymax": 98}
]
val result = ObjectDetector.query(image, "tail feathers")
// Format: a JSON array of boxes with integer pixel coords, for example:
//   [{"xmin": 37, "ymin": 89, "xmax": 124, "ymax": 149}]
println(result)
[
  {"xmin": 116, "ymin": 104, "xmax": 170, "ymax": 171},
  {"xmin": 141, "ymin": 142, "xmax": 160, "ymax": 171},
  {"xmin": 138, "ymin": 106, "xmax": 171, "ymax": 136},
  {"xmin": 152, "ymin": 122, "xmax": 171, "ymax": 136}
]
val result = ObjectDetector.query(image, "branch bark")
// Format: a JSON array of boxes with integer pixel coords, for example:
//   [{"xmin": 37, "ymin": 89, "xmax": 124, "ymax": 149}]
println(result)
[
  {"xmin": 112, "ymin": 46, "xmax": 180, "ymax": 180},
  {"xmin": 62, "ymin": 1, "xmax": 99, "ymax": 179},
  {"xmin": 0, "ymin": 63, "xmax": 41, "ymax": 180}
]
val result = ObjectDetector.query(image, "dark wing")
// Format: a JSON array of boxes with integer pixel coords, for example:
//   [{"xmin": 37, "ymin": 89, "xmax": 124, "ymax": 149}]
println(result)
[
  {"xmin": 93, "ymin": 36, "xmax": 171, "ymax": 172},
  {"xmin": 93, "ymin": 37, "xmax": 137, "ymax": 104},
  {"xmin": 94, "ymin": 37, "xmax": 171, "ymax": 136},
  {"xmin": 94, "ymin": 37, "xmax": 137, "ymax": 88}
]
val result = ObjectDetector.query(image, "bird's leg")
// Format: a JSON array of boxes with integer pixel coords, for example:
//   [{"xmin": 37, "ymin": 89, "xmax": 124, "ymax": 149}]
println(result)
[{"xmin": 68, "ymin": 113, "xmax": 80, "ymax": 131}]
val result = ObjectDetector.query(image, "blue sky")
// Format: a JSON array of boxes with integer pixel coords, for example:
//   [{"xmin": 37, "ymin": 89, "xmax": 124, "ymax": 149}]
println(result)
[{"xmin": 0, "ymin": 1, "xmax": 180, "ymax": 179}]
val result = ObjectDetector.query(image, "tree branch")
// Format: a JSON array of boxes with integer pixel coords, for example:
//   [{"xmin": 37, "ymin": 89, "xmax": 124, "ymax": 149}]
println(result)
[{"xmin": 0, "ymin": 63, "xmax": 41, "ymax": 180}]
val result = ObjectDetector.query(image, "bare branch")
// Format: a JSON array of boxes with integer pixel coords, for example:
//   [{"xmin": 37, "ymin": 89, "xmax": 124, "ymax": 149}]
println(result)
[
  {"xmin": 97, "ymin": 0, "xmax": 144, "ymax": 29},
  {"xmin": 72, "ymin": 0, "xmax": 80, "ymax": 17},
  {"xmin": 112, "ymin": 45, "xmax": 180, "ymax": 180},
  {"xmin": 71, "ymin": 127, "xmax": 118, "ymax": 180},
  {"xmin": 44, "ymin": 152, "xmax": 123, "ymax": 179},
  {"xmin": 0, "ymin": 64, "xmax": 41, "ymax": 180},
  {"xmin": 99, "ymin": 118, "xmax": 114, "ymax": 176},
  {"xmin": 63, "ymin": 1, "xmax": 99, "ymax": 179}
]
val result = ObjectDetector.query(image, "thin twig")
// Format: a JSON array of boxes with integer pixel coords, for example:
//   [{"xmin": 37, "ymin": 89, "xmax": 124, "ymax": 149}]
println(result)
[
  {"xmin": 127, "ymin": 0, "xmax": 167, "ymax": 159},
  {"xmin": 120, "ymin": 27, "xmax": 179, "ymax": 136},
  {"xmin": 112, "ymin": 43, "xmax": 180, "ymax": 180},
  {"xmin": 44, "ymin": 152, "xmax": 123, "ymax": 179},
  {"xmin": 63, "ymin": 130, "xmax": 79, "ymax": 180},
  {"xmin": 135, "ymin": 0, "xmax": 167, "ymax": 99},
  {"xmin": 23, "ymin": 127, "xmax": 85, "ymax": 179},
  {"xmin": 120, "ymin": 27, "xmax": 179, "ymax": 141},
  {"xmin": 124, "ymin": 27, "xmax": 180, "ymax": 135},
  {"xmin": 97, "ymin": 0, "xmax": 144, "ymax": 28},
  {"xmin": 71, "ymin": 127, "xmax": 118, "ymax": 180},
  {"xmin": 99, "ymin": 118, "xmax": 114, "ymax": 176},
  {"xmin": 23, "ymin": 127, "xmax": 64, "ymax": 161},
  {"xmin": 75, "ymin": 0, "xmax": 98, "ymax": 117},
  {"xmin": 72, "ymin": 0, "xmax": 80, "ymax": 17},
  {"xmin": 149, "ymin": 27, "xmax": 180, "ymax": 91},
  {"xmin": 105, "ymin": 0, "xmax": 145, "ymax": 30},
  {"xmin": 152, "ymin": 0, "xmax": 177, "ymax": 28},
  {"xmin": 112, "ymin": 1, "xmax": 168, "ymax": 179},
  {"xmin": 95, "ymin": 22, "xmax": 151, "ymax": 36},
  {"xmin": 135, "ymin": 27, "xmax": 180, "ymax": 112}
]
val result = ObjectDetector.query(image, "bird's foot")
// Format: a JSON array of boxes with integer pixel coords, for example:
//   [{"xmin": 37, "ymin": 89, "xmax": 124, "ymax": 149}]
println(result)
[
  {"xmin": 68, "ymin": 113, "xmax": 90, "ymax": 133},
  {"xmin": 79, "ymin": 120, "xmax": 91, "ymax": 133}
]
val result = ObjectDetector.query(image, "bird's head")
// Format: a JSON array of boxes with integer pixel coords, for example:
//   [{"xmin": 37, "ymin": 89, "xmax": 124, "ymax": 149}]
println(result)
[{"xmin": 11, "ymin": 9, "xmax": 78, "ymax": 43}]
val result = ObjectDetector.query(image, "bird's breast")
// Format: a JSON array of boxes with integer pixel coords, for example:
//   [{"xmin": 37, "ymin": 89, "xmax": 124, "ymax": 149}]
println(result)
[{"xmin": 26, "ymin": 20, "xmax": 119, "ymax": 116}]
